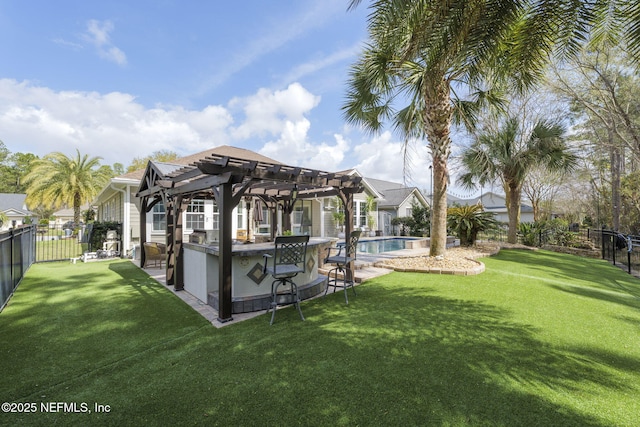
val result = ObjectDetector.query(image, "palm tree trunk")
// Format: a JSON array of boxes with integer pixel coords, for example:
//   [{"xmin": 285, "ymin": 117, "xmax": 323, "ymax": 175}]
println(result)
[
  {"xmin": 506, "ymin": 184, "xmax": 521, "ymax": 244},
  {"xmin": 423, "ymin": 78, "xmax": 452, "ymax": 257},
  {"xmin": 74, "ymin": 192, "xmax": 81, "ymax": 227}
]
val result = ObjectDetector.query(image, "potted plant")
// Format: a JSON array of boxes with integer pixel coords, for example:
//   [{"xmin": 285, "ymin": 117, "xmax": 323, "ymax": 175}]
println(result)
[
  {"xmin": 367, "ymin": 213, "xmax": 376, "ymax": 237},
  {"xmin": 365, "ymin": 195, "xmax": 377, "ymax": 237}
]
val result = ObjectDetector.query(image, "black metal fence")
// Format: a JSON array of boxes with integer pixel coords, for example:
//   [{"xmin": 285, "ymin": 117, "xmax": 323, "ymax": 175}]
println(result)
[
  {"xmin": 593, "ymin": 229, "xmax": 640, "ymax": 275},
  {"xmin": 1, "ymin": 225, "xmax": 36, "ymax": 311},
  {"xmin": 33, "ymin": 222, "xmax": 123, "ymax": 262},
  {"xmin": 34, "ymin": 223, "xmax": 89, "ymax": 262}
]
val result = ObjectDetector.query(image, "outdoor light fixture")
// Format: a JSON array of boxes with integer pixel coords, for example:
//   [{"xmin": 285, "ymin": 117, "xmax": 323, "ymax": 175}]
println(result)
[{"xmin": 291, "ymin": 184, "xmax": 298, "ymax": 201}]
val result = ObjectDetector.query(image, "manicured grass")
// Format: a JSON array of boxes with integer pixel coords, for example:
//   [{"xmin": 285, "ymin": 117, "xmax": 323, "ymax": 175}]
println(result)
[
  {"xmin": 1, "ymin": 250, "xmax": 639, "ymax": 426},
  {"xmin": 34, "ymin": 237, "xmax": 84, "ymax": 262}
]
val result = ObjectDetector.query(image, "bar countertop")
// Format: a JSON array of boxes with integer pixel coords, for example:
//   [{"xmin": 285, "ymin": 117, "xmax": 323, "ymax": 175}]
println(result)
[{"xmin": 183, "ymin": 237, "xmax": 333, "ymax": 257}]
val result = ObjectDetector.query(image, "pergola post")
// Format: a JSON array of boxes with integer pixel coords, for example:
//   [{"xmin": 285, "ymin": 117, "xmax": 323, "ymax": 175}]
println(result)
[
  {"xmin": 140, "ymin": 197, "xmax": 148, "ymax": 268},
  {"xmin": 340, "ymin": 190, "xmax": 355, "ymax": 283},
  {"xmin": 217, "ymin": 182, "xmax": 234, "ymax": 322},
  {"xmin": 166, "ymin": 196, "xmax": 175, "ymax": 286},
  {"xmin": 172, "ymin": 195, "xmax": 186, "ymax": 291}
]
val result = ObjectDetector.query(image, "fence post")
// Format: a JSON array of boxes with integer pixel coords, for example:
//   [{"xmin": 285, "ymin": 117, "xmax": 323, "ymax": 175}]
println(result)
[
  {"xmin": 627, "ymin": 235, "xmax": 632, "ymax": 274},
  {"xmin": 612, "ymin": 232, "xmax": 616, "ymax": 265},
  {"xmin": 10, "ymin": 228, "xmax": 14, "ymax": 292}
]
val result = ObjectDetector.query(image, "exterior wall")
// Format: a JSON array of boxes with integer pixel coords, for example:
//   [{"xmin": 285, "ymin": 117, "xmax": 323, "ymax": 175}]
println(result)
[
  {"xmin": 397, "ymin": 195, "xmax": 417, "ymax": 218},
  {"xmin": 98, "ymin": 191, "xmax": 123, "ymax": 223},
  {"xmin": 128, "ymin": 188, "xmax": 141, "ymax": 248},
  {"xmin": 0, "ymin": 210, "xmax": 31, "ymax": 231}
]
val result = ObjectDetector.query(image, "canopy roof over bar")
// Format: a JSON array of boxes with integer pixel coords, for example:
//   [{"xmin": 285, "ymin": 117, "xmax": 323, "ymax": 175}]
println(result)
[
  {"xmin": 137, "ymin": 153, "xmax": 363, "ymax": 200},
  {"xmin": 135, "ymin": 151, "xmax": 364, "ymax": 322}
]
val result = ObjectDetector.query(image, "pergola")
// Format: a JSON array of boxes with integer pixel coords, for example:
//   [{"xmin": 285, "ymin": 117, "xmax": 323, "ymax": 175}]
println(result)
[{"xmin": 135, "ymin": 152, "xmax": 364, "ymax": 322}]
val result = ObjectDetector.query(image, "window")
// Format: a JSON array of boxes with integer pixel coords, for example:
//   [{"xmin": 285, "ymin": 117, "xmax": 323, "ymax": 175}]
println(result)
[
  {"xmin": 152, "ymin": 203, "xmax": 166, "ymax": 232},
  {"xmin": 292, "ymin": 201, "xmax": 312, "ymax": 235},
  {"xmin": 257, "ymin": 205, "xmax": 270, "ymax": 234},
  {"xmin": 212, "ymin": 202, "xmax": 219, "ymax": 230},
  {"xmin": 354, "ymin": 200, "xmax": 367, "ymax": 228},
  {"xmin": 186, "ymin": 199, "xmax": 205, "ymax": 230},
  {"xmin": 237, "ymin": 203, "xmax": 245, "ymax": 230}
]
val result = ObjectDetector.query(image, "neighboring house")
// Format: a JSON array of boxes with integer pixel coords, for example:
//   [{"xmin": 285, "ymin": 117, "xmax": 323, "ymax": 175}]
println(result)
[
  {"xmin": 363, "ymin": 176, "xmax": 430, "ymax": 236},
  {"xmin": 51, "ymin": 204, "xmax": 93, "ymax": 227},
  {"xmin": 447, "ymin": 191, "xmax": 535, "ymax": 223},
  {"xmin": 0, "ymin": 193, "xmax": 34, "ymax": 231},
  {"xmin": 93, "ymin": 145, "xmax": 432, "ymax": 254}
]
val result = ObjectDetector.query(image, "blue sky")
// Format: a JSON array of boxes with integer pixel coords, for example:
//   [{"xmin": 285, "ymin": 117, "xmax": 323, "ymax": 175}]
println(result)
[{"xmin": 0, "ymin": 0, "xmax": 462, "ymax": 194}]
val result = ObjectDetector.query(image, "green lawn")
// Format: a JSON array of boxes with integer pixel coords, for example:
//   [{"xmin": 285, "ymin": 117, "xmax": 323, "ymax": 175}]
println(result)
[{"xmin": 1, "ymin": 250, "xmax": 639, "ymax": 426}]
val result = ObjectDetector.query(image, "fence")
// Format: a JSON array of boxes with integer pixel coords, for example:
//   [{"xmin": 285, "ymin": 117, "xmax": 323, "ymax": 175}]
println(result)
[
  {"xmin": 0, "ymin": 225, "xmax": 36, "ymax": 311},
  {"xmin": 593, "ymin": 229, "xmax": 640, "ymax": 275},
  {"xmin": 33, "ymin": 222, "xmax": 124, "ymax": 262},
  {"xmin": 34, "ymin": 224, "xmax": 88, "ymax": 262}
]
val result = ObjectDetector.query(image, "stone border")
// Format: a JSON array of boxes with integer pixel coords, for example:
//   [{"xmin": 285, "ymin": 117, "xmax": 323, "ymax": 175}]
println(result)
[
  {"xmin": 373, "ymin": 258, "xmax": 486, "ymax": 276},
  {"xmin": 370, "ymin": 243, "xmax": 509, "ymax": 276}
]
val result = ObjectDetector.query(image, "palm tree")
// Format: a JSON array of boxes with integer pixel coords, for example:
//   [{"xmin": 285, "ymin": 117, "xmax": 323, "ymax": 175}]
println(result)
[
  {"xmin": 458, "ymin": 117, "xmax": 578, "ymax": 243},
  {"xmin": 343, "ymin": 1, "xmax": 530, "ymax": 256},
  {"xmin": 24, "ymin": 150, "xmax": 112, "ymax": 227},
  {"xmin": 344, "ymin": 0, "xmax": 640, "ymax": 256}
]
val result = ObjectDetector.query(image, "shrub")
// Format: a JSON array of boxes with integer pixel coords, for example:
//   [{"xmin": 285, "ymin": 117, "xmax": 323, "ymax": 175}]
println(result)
[{"xmin": 447, "ymin": 204, "xmax": 498, "ymax": 246}]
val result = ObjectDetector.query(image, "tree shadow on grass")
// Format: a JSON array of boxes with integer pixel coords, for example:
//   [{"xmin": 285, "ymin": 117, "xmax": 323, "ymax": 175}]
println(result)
[
  {"xmin": 213, "ymin": 282, "xmax": 632, "ymax": 426},
  {"xmin": 0, "ymin": 260, "xmax": 206, "ymax": 403}
]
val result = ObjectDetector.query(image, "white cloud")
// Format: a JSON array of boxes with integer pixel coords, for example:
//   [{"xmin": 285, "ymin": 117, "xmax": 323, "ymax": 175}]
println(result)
[
  {"xmin": 0, "ymin": 79, "xmax": 233, "ymax": 165},
  {"xmin": 350, "ymin": 131, "xmax": 433, "ymax": 189},
  {"xmin": 260, "ymin": 120, "xmax": 349, "ymax": 171},
  {"xmin": 0, "ymin": 77, "xmax": 447, "ymax": 190},
  {"xmin": 83, "ymin": 19, "xmax": 127, "ymax": 66},
  {"xmin": 230, "ymin": 83, "xmax": 320, "ymax": 139}
]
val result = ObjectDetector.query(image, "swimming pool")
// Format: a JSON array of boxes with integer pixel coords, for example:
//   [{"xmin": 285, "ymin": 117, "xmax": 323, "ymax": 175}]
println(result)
[{"xmin": 355, "ymin": 238, "xmax": 418, "ymax": 254}]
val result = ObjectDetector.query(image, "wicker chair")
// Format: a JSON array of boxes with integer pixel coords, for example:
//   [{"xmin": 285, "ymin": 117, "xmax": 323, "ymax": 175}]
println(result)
[{"xmin": 143, "ymin": 242, "xmax": 166, "ymax": 268}]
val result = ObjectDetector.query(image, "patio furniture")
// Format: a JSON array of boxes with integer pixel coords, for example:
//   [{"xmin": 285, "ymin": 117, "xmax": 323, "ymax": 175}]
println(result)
[
  {"xmin": 143, "ymin": 242, "xmax": 166, "ymax": 268},
  {"xmin": 324, "ymin": 230, "xmax": 361, "ymax": 304},
  {"xmin": 262, "ymin": 235, "xmax": 309, "ymax": 325}
]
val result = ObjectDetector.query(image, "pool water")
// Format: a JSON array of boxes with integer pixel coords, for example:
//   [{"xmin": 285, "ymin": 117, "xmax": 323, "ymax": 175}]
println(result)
[{"xmin": 355, "ymin": 238, "xmax": 415, "ymax": 254}]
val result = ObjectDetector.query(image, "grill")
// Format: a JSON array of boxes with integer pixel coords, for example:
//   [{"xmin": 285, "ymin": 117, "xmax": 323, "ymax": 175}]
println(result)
[{"xmin": 190, "ymin": 230, "xmax": 219, "ymax": 244}]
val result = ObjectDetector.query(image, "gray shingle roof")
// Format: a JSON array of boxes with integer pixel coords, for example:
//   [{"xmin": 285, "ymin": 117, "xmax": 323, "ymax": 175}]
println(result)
[{"xmin": 0, "ymin": 193, "xmax": 33, "ymax": 215}]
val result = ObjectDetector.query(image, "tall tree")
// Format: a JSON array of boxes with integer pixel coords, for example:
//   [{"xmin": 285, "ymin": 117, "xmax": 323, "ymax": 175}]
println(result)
[
  {"xmin": 344, "ymin": 0, "xmax": 640, "ymax": 255},
  {"xmin": 23, "ymin": 150, "xmax": 111, "ymax": 226},
  {"xmin": 458, "ymin": 117, "xmax": 578, "ymax": 243},
  {"xmin": 126, "ymin": 150, "xmax": 179, "ymax": 173},
  {"xmin": 550, "ymin": 47, "xmax": 640, "ymax": 230},
  {"xmin": 343, "ymin": 0, "xmax": 531, "ymax": 256}
]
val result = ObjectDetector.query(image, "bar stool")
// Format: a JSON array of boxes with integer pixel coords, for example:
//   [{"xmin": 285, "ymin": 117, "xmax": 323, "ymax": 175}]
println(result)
[
  {"xmin": 324, "ymin": 230, "xmax": 361, "ymax": 304},
  {"xmin": 263, "ymin": 235, "xmax": 309, "ymax": 325}
]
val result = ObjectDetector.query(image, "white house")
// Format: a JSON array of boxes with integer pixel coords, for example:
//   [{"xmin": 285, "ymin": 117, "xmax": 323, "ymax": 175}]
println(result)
[
  {"xmin": 447, "ymin": 191, "xmax": 535, "ymax": 223},
  {"xmin": 93, "ymin": 145, "xmax": 431, "ymax": 255},
  {"xmin": 0, "ymin": 193, "xmax": 34, "ymax": 231}
]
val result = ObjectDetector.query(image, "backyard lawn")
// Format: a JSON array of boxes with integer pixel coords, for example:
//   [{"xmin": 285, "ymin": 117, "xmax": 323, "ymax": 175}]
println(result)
[{"xmin": 1, "ymin": 250, "xmax": 639, "ymax": 426}]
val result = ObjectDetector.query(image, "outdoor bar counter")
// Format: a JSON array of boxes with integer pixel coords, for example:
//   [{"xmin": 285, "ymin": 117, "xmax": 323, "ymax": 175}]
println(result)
[{"xmin": 183, "ymin": 238, "xmax": 332, "ymax": 314}]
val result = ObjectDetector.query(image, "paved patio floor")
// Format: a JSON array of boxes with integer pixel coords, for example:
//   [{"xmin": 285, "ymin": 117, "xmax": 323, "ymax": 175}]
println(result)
[{"xmin": 134, "ymin": 253, "xmax": 398, "ymax": 328}]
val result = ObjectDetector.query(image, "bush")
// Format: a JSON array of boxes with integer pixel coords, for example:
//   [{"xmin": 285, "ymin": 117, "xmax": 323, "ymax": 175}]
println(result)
[
  {"xmin": 447, "ymin": 205, "xmax": 498, "ymax": 246},
  {"xmin": 87, "ymin": 221, "xmax": 122, "ymax": 251}
]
